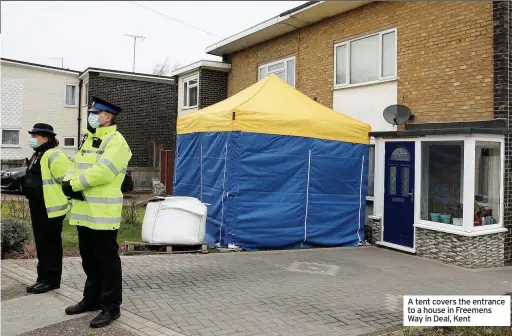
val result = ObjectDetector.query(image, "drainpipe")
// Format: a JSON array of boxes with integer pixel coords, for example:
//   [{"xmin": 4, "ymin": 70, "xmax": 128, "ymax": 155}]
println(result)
[{"xmin": 77, "ymin": 79, "xmax": 83, "ymax": 141}]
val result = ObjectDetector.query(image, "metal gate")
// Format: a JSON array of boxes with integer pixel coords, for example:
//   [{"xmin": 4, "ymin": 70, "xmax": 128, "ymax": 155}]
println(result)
[{"xmin": 160, "ymin": 150, "xmax": 174, "ymax": 195}]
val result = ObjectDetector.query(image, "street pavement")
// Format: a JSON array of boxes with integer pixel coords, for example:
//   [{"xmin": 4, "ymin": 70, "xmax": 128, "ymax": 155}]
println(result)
[{"xmin": 3, "ymin": 246, "xmax": 511, "ymax": 336}]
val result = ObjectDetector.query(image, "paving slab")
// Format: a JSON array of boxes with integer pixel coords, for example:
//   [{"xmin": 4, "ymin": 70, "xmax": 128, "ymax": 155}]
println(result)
[
  {"xmin": 3, "ymin": 247, "xmax": 512, "ymax": 336},
  {"xmin": 20, "ymin": 315, "xmax": 134, "ymax": 336},
  {"xmin": 1, "ymin": 275, "xmax": 29, "ymax": 301},
  {"xmin": 1, "ymin": 291, "xmax": 86, "ymax": 336}
]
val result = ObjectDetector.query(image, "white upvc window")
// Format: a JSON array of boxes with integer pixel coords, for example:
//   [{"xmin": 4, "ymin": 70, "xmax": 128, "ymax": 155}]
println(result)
[
  {"xmin": 183, "ymin": 75, "xmax": 199, "ymax": 109},
  {"xmin": 83, "ymin": 82, "xmax": 89, "ymax": 106},
  {"xmin": 334, "ymin": 28, "xmax": 397, "ymax": 88},
  {"xmin": 258, "ymin": 56, "xmax": 296, "ymax": 87},
  {"xmin": 63, "ymin": 137, "xmax": 77, "ymax": 148},
  {"xmin": 65, "ymin": 84, "xmax": 77, "ymax": 107},
  {"xmin": 1, "ymin": 129, "xmax": 21, "ymax": 147},
  {"xmin": 415, "ymin": 135, "xmax": 505, "ymax": 235}
]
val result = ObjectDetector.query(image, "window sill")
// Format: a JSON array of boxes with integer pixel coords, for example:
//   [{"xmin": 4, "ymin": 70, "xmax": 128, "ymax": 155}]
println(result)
[
  {"xmin": 366, "ymin": 196, "xmax": 374, "ymax": 202},
  {"xmin": 414, "ymin": 222, "xmax": 507, "ymax": 237},
  {"xmin": 64, "ymin": 105, "xmax": 78, "ymax": 108},
  {"xmin": 1, "ymin": 145, "xmax": 21, "ymax": 148},
  {"xmin": 333, "ymin": 77, "xmax": 398, "ymax": 91},
  {"xmin": 182, "ymin": 106, "xmax": 198, "ymax": 110}
]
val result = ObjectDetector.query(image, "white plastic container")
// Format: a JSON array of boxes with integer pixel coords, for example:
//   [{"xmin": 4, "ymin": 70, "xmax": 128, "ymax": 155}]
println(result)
[{"xmin": 141, "ymin": 196, "xmax": 207, "ymax": 245}]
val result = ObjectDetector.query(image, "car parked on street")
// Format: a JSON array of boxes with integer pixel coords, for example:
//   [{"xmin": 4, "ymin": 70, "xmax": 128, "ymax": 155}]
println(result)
[{"xmin": 0, "ymin": 167, "xmax": 25, "ymax": 193}]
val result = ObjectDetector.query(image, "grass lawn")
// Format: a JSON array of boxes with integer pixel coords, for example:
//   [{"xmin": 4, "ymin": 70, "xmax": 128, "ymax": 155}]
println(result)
[
  {"xmin": 60, "ymin": 214, "xmax": 143, "ymax": 247},
  {"xmin": 2, "ymin": 198, "xmax": 145, "ymax": 248}
]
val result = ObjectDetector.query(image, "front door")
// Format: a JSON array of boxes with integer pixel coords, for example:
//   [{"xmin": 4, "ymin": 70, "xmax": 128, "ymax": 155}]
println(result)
[{"xmin": 383, "ymin": 142, "xmax": 415, "ymax": 248}]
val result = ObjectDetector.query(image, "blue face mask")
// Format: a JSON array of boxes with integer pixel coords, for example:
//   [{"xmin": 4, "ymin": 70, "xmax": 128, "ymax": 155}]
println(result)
[
  {"xmin": 28, "ymin": 138, "xmax": 40, "ymax": 149},
  {"xmin": 88, "ymin": 113, "xmax": 101, "ymax": 129}
]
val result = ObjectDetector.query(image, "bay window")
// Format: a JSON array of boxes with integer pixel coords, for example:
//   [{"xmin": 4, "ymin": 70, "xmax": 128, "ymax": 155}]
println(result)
[
  {"xmin": 418, "ymin": 137, "xmax": 504, "ymax": 233},
  {"xmin": 420, "ymin": 141, "xmax": 464, "ymax": 225},
  {"xmin": 474, "ymin": 141, "xmax": 501, "ymax": 227}
]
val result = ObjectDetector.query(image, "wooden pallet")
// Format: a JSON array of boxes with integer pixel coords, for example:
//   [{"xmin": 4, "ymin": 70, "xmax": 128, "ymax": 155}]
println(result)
[{"xmin": 123, "ymin": 241, "xmax": 208, "ymax": 255}]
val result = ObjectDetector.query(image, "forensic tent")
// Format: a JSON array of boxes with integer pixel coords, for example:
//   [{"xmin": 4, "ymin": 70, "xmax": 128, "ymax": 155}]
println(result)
[{"xmin": 173, "ymin": 74, "xmax": 371, "ymax": 250}]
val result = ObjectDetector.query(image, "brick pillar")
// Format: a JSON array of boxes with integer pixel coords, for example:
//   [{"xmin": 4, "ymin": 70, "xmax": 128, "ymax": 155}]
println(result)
[
  {"xmin": 492, "ymin": 1, "xmax": 511, "ymax": 265},
  {"xmin": 198, "ymin": 69, "xmax": 228, "ymax": 109}
]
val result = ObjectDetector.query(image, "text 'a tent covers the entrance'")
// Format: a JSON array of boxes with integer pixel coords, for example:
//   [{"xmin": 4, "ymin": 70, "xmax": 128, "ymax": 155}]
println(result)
[{"xmin": 174, "ymin": 74, "xmax": 371, "ymax": 250}]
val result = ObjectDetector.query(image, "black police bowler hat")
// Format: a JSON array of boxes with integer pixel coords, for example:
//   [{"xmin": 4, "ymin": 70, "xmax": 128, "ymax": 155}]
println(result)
[
  {"xmin": 28, "ymin": 123, "xmax": 57, "ymax": 136},
  {"xmin": 88, "ymin": 97, "xmax": 122, "ymax": 115}
]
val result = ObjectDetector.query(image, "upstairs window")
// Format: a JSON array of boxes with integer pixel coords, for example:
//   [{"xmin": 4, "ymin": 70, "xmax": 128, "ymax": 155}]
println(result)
[
  {"xmin": 334, "ymin": 28, "xmax": 397, "ymax": 87},
  {"xmin": 183, "ymin": 75, "xmax": 198, "ymax": 108},
  {"xmin": 258, "ymin": 56, "xmax": 296, "ymax": 87},
  {"xmin": 65, "ymin": 84, "xmax": 77, "ymax": 106}
]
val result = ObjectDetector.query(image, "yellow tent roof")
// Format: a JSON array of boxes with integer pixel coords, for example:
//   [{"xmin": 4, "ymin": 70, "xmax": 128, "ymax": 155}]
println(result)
[{"xmin": 177, "ymin": 74, "xmax": 370, "ymax": 144}]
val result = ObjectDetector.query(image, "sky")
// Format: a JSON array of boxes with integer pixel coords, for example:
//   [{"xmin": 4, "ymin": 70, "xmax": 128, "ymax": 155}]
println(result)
[{"xmin": 1, "ymin": 1, "xmax": 306, "ymax": 74}]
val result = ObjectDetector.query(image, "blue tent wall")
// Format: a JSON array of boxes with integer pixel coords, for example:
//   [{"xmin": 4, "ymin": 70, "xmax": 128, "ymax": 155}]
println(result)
[{"xmin": 174, "ymin": 132, "xmax": 369, "ymax": 249}]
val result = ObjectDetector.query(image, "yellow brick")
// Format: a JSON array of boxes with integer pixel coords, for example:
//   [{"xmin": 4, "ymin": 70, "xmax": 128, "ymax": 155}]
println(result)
[{"xmin": 228, "ymin": 1, "xmax": 494, "ymax": 123}]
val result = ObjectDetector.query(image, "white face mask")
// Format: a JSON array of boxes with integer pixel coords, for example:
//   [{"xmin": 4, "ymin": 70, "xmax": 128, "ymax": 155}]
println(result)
[
  {"xmin": 88, "ymin": 113, "xmax": 101, "ymax": 129},
  {"xmin": 28, "ymin": 138, "xmax": 41, "ymax": 149}
]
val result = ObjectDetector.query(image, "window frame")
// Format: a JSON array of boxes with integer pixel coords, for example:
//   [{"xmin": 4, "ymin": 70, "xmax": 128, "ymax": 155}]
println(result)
[
  {"xmin": 63, "ymin": 136, "xmax": 77, "ymax": 148},
  {"xmin": 183, "ymin": 75, "xmax": 199, "ymax": 109},
  {"xmin": 414, "ymin": 135, "xmax": 505, "ymax": 234},
  {"xmin": 83, "ymin": 82, "xmax": 89, "ymax": 107},
  {"xmin": 333, "ymin": 27, "xmax": 397, "ymax": 89},
  {"xmin": 64, "ymin": 84, "xmax": 78, "ymax": 107},
  {"xmin": 258, "ymin": 56, "xmax": 296, "ymax": 87},
  {"xmin": 367, "ymin": 143, "xmax": 375, "ymax": 201},
  {"xmin": 1, "ymin": 128, "xmax": 21, "ymax": 148}
]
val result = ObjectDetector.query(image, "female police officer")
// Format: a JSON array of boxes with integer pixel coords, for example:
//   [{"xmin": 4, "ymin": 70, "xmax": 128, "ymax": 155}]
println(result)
[{"xmin": 24, "ymin": 123, "xmax": 71, "ymax": 294}]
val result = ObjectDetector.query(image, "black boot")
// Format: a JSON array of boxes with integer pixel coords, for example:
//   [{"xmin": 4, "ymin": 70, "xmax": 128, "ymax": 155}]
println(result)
[
  {"xmin": 26, "ymin": 282, "xmax": 41, "ymax": 293},
  {"xmin": 90, "ymin": 310, "xmax": 121, "ymax": 328},
  {"xmin": 32, "ymin": 283, "xmax": 60, "ymax": 294},
  {"xmin": 65, "ymin": 300, "xmax": 102, "ymax": 315}
]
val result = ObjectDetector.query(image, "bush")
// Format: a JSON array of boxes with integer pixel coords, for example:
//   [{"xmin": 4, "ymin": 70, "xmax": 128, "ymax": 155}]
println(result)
[
  {"xmin": 1, "ymin": 217, "xmax": 31, "ymax": 255},
  {"xmin": 122, "ymin": 190, "xmax": 142, "ymax": 225}
]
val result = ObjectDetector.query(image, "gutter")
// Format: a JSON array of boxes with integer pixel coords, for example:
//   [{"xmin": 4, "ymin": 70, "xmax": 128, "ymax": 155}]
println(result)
[
  {"xmin": 77, "ymin": 80, "xmax": 83, "ymax": 142},
  {"xmin": 279, "ymin": 1, "xmax": 319, "ymax": 17}
]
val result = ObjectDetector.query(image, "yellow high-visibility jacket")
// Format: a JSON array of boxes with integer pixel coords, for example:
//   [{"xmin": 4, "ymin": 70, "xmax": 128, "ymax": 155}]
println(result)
[
  {"xmin": 41, "ymin": 148, "xmax": 72, "ymax": 218},
  {"xmin": 67, "ymin": 125, "xmax": 131, "ymax": 230}
]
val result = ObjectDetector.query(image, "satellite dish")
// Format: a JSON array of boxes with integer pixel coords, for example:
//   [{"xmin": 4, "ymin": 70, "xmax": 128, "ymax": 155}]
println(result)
[{"xmin": 383, "ymin": 104, "xmax": 413, "ymax": 125}]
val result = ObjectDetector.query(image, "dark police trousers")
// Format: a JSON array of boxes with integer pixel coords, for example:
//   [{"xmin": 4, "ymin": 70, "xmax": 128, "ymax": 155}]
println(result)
[
  {"xmin": 28, "ymin": 199, "xmax": 64, "ymax": 286},
  {"xmin": 77, "ymin": 226, "xmax": 122, "ymax": 312}
]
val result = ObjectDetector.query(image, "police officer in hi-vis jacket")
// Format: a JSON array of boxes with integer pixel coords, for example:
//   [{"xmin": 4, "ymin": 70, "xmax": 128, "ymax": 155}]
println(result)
[
  {"xmin": 62, "ymin": 97, "xmax": 131, "ymax": 328},
  {"xmin": 24, "ymin": 123, "xmax": 71, "ymax": 294}
]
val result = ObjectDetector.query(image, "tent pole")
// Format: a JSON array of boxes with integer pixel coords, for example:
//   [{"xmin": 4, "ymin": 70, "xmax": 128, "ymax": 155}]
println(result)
[
  {"xmin": 200, "ymin": 143, "xmax": 203, "ymax": 202},
  {"xmin": 220, "ymin": 143, "xmax": 227, "ymax": 246},
  {"xmin": 303, "ymin": 150, "xmax": 312, "ymax": 246},
  {"xmin": 357, "ymin": 155, "xmax": 365, "ymax": 244}
]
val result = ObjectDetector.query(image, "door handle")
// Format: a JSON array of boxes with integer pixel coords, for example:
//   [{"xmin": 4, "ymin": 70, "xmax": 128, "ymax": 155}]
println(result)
[{"xmin": 410, "ymin": 190, "xmax": 414, "ymax": 202}]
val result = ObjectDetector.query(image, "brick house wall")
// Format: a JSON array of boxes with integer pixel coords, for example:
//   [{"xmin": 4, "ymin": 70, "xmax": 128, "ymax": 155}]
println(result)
[
  {"xmin": 227, "ymin": 1, "xmax": 494, "ymax": 124},
  {"xmin": 492, "ymin": 1, "xmax": 511, "ymax": 265},
  {"xmin": 87, "ymin": 72, "xmax": 178, "ymax": 168},
  {"xmin": 198, "ymin": 68, "xmax": 228, "ymax": 109}
]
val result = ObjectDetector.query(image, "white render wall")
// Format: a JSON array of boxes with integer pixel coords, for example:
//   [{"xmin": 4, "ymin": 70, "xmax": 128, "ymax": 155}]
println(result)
[
  {"xmin": 1, "ymin": 62, "xmax": 80, "ymax": 160},
  {"xmin": 332, "ymin": 81, "xmax": 398, "ymax": 133}
]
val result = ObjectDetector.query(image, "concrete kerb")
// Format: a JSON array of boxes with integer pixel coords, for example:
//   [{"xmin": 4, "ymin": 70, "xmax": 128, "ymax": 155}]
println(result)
[{"xmin": 1, "ymin": 261, "xmax": 186, "ymax": 336}]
